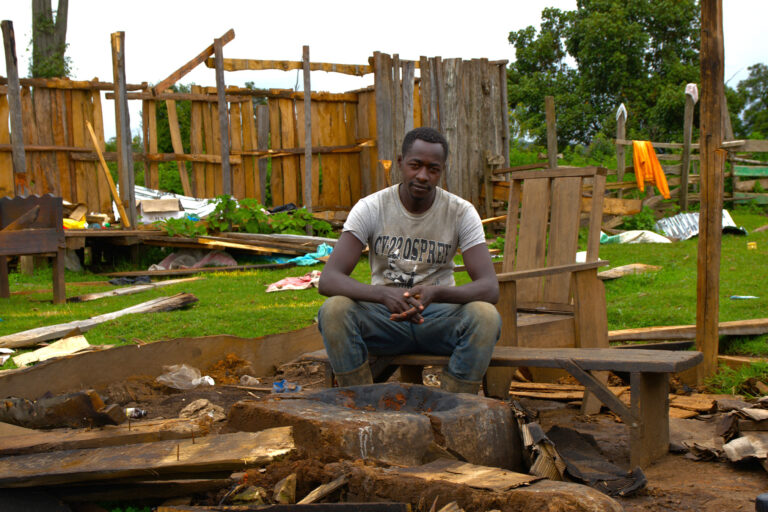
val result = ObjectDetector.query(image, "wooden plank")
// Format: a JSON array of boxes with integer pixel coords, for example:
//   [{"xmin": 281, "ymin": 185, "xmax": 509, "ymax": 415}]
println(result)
[
  {"xmin": 680, "ymin": 92, "xmax": 696, "ymax": 210},
  {"xmin": 734, "ymin": 165, "xmax": 768, "ymax": 177},
  {"xmin": 81, "ymin": 92, "xmax": 101, "ymax": 211},
  {"xmin": 0, "ymin": 94, "xmax": 13, "ymax": 197},
  {"xmin": 412, "ymin": 69, "xmax": 422, "ymax": 129},
  {"xmin": 0, "ymin": 322, "xmax": 319, "ymax": 400},
  {"xmin": 64, "ymin": 90, "xmax": 76, "ymax": 199},
  {"xmin": 558, "ymin": 358, "xmax": 636, "ymax": 424},
  {"xmin": 543, "ymin": 176, "xmax": 581, "ymax": 303},
  {"xmin": 515, "ymin": 178, "xmax": 550, "ymax": 301},
  {"xmin": 393, "ymin": 54, "xmax": 403, "ymax": 163},
  {"xmin": 1, "ymin": 21, "xmax": 28, "ymax": 194},
  {"xmin": 269, "ymin": 99, "xmax": 284, "ymax": 205},
  {"xmin": 357, "ymin": 91, "xmax": 372, "ymax": 197},
  {"xmin": 33, "ymin": 88, "xmax": 58, "ymax": 195},
  {"xmin": 723, "ymin": 139, "xmax": 768, "ymax": 152},
  {"xmin": 70, "ymin": 90, "xmax": 88, "ymax": 204},
  {"xmin": 111, "ymin": 31, "xmax": 137, "ymax": 227},
  {"xmin": 586, "ymin": 172, "xmax": 606, "ymax": 261},
  {"xmin": 210, "ymin": 102, "xmax": 223, "ymax": 195},
  {"xmin": 419, "ymin": 56, "xmax": 431, "ymax": 128},
  {"xmin": 201, "ymin": 95, "xmax": 215, "ymax": 197},
  {"xmin": 0, "ymin": 418, "xmax": 210, "ymax": 456},
  {"xmin": 51, "ymin": 90, "xmax": 71, "ymax": 201},
  {"xmin": 429, "ymin": 57, "xmax": 441, "ymax": 129},
  {"xmin": 615, "ymin": 139, "xmax": 694, "ymax": 150},
  {"xmin": 229, "ymin": 98, "xmax": 244, "ymax": 199},
  {"xmin": 0, "ymin": 77, "xmax": 145, "ymax": 91},
  {"xmin": 0, "ymin": 293, "xmax": 196, "ymax": 349},
  {"xmin": 333, "ymin": 102, "xmax": 351, "ymax": 207},
  {"xmin": 304, "ymin": 346, "xmax": 703, "ymax": 374},
  {"xmin": 153, "ymin": 29, "xmax": 235, "ymax": 95},
  {"xmin": 302, "ymin": 45, "xmax": 312, "ymax": 210},
  {"xmin": 240, "ymin": 97, "xmax": 257, "ymax": 199},
  {"xmin": 278, "ymin": 98, "xmax": 299, "ymax": 205},
  {"xmin": 508, "ymin": 166, "xmax": 605, "ymax": 180},
  {"xmin": 87, "ymin": 121, "xmax": 130, "ymax": 228},
  {"xmin": 68, "ymin": 277, "xmax": 201, "ymax": 303},
  {"xmin": 207, "ymin": 57, "xmax": 371, "ymax": 76},
  {"xmin": 90, "ymin": 90, "xmax": 111, "ymax": 213},
  {"xmin": 499, "ymin": 63, "xmax": 510, "ymax": 167},
  {"xmin": 142, "ymin": 100, "xmax": 151, "ymax": 187},
  {"xmin": 214, "ymin": 36, "xmax": 232, "ymax": 195},
  {"xmin": 146, "ymin": 99, "xmax": 160, "ymax": 190},
  {"xmin": 609, "ymin": 318, "xmax": 768, "ymax": 342},
  {"xmin": 256, "ymin": 104, "xmax": 269, "ymax": 203},
  {"xmin": 297, "ymin": 474, "xmax": 349, "ymax": 504},
  {"xmin": 345, "ymin": 101, "xmax": 361, "ymax": 204},
  {"xmin": 315, "ymin": 101, "xmax": 337, "ymax": 207},
  {"xmin": 441, "ymin": 58, "xmax": 460, "ymax": 194},
  {"xmin": 0, "ymin": 427, "xmax": 293, "ymax": 488},
  {"xmin": 20, "ymin": 87, "xmax": 41, "ymax": 195},
  {"xmin": 189, "ymin": 88, "xmax": 204, "ymax": 197},
  {"xmin": 374, "ymin": 52, "xmax": 394, "ymax": 190}
]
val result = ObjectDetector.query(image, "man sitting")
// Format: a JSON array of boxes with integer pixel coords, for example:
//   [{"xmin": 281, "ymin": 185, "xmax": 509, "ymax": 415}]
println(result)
[{"xmin": 317, "ymin": 127, "xmax": 500, "ymax": 394}]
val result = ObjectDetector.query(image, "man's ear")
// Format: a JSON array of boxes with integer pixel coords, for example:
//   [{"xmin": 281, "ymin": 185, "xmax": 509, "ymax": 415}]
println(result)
[{"xmin": 396, "ymin": 155, "xmax": 403, "ymax": 168}]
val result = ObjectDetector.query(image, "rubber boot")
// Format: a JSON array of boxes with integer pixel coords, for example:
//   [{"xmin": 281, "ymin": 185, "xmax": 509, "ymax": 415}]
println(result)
[
  {"xmin": 335, "ymin": 362, "xmax": 373, "ymax": 387},
  {"xmin": 440, "ymin": 371, "xmax": 481, "ymax": 395}
]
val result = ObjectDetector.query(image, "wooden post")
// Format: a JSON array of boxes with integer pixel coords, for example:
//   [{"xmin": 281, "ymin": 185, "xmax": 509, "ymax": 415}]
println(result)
[
  {"xmin": 110, "ymin": 31, "xmax": 137, "ymax": 228},
  {"xmin": 1, "ymin": 20, "xmax": 29, "ymax": 195},
  {"xmin": 616, "ymin": 104, "xmax": 627, "ymax": 198},
  {"xmin": 545, "ymin": 95, "xmax": 558, "ymax": 169},
  {"xmin": 374, "ymin": 52, "xmax": 394, "ymax": 191},
  {"xmin": 681, "ymin": 87, "xmax": 697, "ymax": 211},
  {"xmin": 256, "ymin": 105, "xmax": 269, "ymax": 204},
  {"xmin": 696, "ymin": 0, "xmax": 725, "ymax": 383},
  {"xmin": 499, "ymin": 63, "xmax": 510, "ymax": 167},
  {"xmin": 402, "ymin": 60, "xmax": 415, "ymax": 135},
  {"xmin": 393, "ymin": 54, "xmax": 404, "ymax": 176},
  {"xmin": 302, "ymin": 46, "xmax": 312, "ymax": 211},
  {"xmin": 214, "ymin": 36, "xmax": 231, "ymax": 196}
]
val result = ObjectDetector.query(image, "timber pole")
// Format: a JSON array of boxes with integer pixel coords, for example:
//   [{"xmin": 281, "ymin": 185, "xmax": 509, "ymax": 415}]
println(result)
[
  {"xmin": 214, "ymin": 36, "xmax": 231, "ymax": 196},
  {"xmin": 110, "ymin": 31, "xmax": 137, "ymax": 228},
  {"xmin": 545, "ymin": 95, "xmax": 558, "ymax": 169},
  {"xmin": 616, "ymin": 105, "xmax": 626, "ymax": 198},
  {"xmin": 1, "ymin": 20, "xmax": 29, "ymax": 195},
  {"xmin": 302, "ymin": 45, "xmax": 312, "ymax": 212},
  {"xmin": 696, "ymin": 0, "xmax": 726, "ymax": 383}
]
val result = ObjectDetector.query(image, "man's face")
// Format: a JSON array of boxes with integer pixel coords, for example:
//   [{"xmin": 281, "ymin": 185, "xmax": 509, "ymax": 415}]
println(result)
[{"xmin": 398, "ymin": 139, "xmax": 445, "ymax": 201}]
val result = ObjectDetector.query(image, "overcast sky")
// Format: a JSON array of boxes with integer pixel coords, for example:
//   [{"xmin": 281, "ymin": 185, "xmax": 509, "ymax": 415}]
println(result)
[{"xmin": 3, "ymin": 1, "xmax": 767, "ymax": 139}]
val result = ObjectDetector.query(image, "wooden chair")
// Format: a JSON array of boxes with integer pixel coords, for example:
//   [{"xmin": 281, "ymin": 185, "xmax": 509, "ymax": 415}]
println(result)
[
  {"xmin": 484, "ymin": 166, "xmax": 610, "ymax": 405},
  {"xmin": 0, "ymin": 195, "xmax": 66, "ymax": 304}
]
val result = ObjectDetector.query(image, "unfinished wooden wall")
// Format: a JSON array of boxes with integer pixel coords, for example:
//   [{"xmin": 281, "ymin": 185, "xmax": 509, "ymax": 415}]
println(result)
[{"xmin": 0, "ymin": 82, "xmax": 111, "ymax": 213}]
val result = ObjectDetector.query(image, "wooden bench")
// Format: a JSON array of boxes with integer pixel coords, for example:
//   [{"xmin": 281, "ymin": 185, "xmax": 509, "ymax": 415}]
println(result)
[{"xmin": 301, "ymin": 346, "xmax": 703, "ymax": 468}]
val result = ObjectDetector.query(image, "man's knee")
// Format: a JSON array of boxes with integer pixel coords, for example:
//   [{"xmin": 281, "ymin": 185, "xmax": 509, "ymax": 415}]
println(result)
[
  {"xmin": 318, "ymin": 295, "xmax": 356, "ymax": 329},
  {"xmin": 464, "ymin": 301, "xmax": 502, "ymax": 344}
]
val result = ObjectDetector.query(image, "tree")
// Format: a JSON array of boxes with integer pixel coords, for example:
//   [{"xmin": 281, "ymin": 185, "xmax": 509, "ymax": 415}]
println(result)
[
  {"xmin": 30, "ymin": 0, "xmax": 70, "ymax": 77},
  {"xmin": 507, "ymin": 0, "xmax": 700, "ymax": 147},
  {"xmin": 736, "ymin": 63, "xmax": 768, "ymax": 139}
]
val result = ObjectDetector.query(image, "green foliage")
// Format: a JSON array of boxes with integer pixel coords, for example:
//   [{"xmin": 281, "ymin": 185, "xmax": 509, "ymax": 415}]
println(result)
[
  {"xmin": 206, "ymin": 195, "xmax": 333, "ymax": 236},
  {"xmin": 721, "ymin": 335, "xmax": 768, "ymax": 357},
  {"xmin": 706, "ymin": 362, "xmax": 768, "ymax": 398},
  {"xmin": 621, "ymin": 206, "xmax": 658, "ymax": 231},
  {"xmin": 735, "ymin": 63, "xmax": 768, "ymax": 140},
  {"xmin": 154, "ymin": 217, "xmax": 207, "ymax": 238},
  {"xmin": 488, "ymin": 236, "xmax": 505, "ymax": 254},
  {"xmin": 507, "ymin": 1, "xmax": 700, "ymax": 147}
]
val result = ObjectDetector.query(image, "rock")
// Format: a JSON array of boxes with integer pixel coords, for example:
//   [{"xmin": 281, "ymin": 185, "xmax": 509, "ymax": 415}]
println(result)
[
  {"xmin": 272, "ymin": 472, "xmax": 297, "ymax": 504},
  {"xmin": 232, "ymin": 485, "xmax": 267, "ymax": 504},
  {"xmin": 179, "ymin": 399, "xmax": 225, "ymax": 422}
]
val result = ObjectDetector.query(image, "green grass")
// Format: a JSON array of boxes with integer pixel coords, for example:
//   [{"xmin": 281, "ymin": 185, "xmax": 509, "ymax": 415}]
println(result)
[
  {"xmin": 2, "ymin": 211, "xmax": 767, "ymax": 388},
  {"xmin": 706, "ymin": 361, "xmax": 768, "ymax": 398}
]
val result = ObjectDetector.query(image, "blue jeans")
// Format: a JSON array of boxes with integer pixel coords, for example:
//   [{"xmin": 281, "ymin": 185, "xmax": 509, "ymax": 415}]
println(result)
[{"xmin": 317, "ymin": 296, "xmax": 502, "ymax": 383}]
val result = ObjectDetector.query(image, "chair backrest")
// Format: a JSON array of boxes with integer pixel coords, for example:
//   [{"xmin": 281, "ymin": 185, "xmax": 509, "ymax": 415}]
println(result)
[{"xmin": 501, "ymin": 167, "xmax": 606, "ymax": 308}]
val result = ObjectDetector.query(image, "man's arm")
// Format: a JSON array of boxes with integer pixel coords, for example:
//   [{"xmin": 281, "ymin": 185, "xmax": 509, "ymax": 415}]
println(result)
[{"xmin": 317, "ymin": 232, "xmax": 420, "ymax": 315}]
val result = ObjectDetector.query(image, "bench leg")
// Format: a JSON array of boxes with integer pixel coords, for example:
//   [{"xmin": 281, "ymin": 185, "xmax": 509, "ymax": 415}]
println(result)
[
  {"xmin": 630, "ymin": 372, "xmax": 669, "ymax": 468},
  {"xmin": 52, "ymin": 248, "xmax": 66, "ymax": 305},
  {"xmin": 485, "ymin": 281, "xmax": 517, "ymax": 399},
  {"xmin": 0, "ymin": 256, "xmax": 9, "ymax": 298}
]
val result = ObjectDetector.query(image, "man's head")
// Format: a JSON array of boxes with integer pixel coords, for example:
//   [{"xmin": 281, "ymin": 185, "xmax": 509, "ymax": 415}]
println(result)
[
  {"xmin": 397, "ymin": 128, "xmax": 448, "ymax": 210},
  {"xmin": 401, "ymin": 127, "xmax": 449, "ymax": 163}
]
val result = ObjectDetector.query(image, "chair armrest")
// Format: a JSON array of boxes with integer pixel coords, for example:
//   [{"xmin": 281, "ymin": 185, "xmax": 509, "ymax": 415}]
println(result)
[{"xmin": 497, "ymin": 260, "xmax": 609, "ymax": 282}]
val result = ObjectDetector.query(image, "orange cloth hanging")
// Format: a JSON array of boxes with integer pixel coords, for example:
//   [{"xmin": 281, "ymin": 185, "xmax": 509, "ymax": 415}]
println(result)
[{"xmin": 632, "ymin": 141, "xmax": 670, "ymax": 199}]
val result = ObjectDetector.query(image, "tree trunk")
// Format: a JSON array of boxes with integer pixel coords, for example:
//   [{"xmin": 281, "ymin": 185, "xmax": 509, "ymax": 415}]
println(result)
[{"xmin": 31, "ymin": 0, "xmax": 69, "ymax": 77}]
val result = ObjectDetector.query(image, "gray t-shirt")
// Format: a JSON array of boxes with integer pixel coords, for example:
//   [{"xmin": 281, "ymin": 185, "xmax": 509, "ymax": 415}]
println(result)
[{"xmin": 343, "ymin": 185, "xmax": 486, "ymax": 288}]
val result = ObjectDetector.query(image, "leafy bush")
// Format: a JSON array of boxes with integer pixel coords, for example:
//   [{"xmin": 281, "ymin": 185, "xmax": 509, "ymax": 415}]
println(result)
[
  {"xmin": 154, "ymin": 217, "xmax": 207, "ymax": 238},
  {"xmin": 621, "ymin": 206, "xmax": 658, "ymax": 231}
]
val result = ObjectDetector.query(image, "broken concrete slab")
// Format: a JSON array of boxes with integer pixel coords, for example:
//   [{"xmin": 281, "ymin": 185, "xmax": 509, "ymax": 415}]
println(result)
[{"xmin": 227, "ymin": 383, "xmax": 523, "ymax": 470}]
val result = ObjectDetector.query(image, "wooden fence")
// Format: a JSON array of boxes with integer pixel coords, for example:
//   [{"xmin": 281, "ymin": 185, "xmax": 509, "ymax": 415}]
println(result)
[{"xmin": 1, "ymin": 50, "xmax": 510, "ymax": 220}]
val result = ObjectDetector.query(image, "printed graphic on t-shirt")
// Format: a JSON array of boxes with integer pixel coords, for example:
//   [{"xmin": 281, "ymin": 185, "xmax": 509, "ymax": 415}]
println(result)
[{"xmin": 373, "ymin": 234, "xmax": 452, "ymax": 287}]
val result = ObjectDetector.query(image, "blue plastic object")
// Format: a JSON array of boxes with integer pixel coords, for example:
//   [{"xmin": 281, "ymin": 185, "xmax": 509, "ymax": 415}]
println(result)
[
  {"xmin": 272, "ymin": 379, "xmax": 302, "ymax": 394},
  {"xmin": 756, "ymin": 493, "xmax": 768, "ymax": 512}
]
